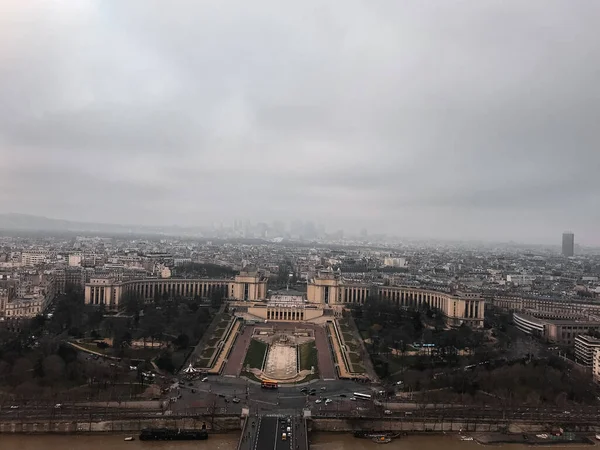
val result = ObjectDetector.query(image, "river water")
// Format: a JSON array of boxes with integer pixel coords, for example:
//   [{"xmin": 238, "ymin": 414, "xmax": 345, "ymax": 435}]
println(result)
[{"xmin": 0, "ymin": 432, "xmax": 572, "ymax": 450}]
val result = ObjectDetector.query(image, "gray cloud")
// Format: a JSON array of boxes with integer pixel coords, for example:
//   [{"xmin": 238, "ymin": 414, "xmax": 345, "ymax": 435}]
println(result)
[{"xmin": 0, "ymin": 0, "xmax": 599, "ymax": 244}]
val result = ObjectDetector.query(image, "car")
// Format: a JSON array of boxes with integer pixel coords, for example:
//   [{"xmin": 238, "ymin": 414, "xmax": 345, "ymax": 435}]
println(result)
[
  {"xmin": 396, "ymin": 381, "xmax": 403, "ymax": 385},
  {"xmin": 320, "ymin": 387, "xmax": 326, "ymax": 391},
  {"xmin": 350, "ymin": 397, "xmax": 357, "ymax": 401},
  {"xmin": 9, "ymin": 405, "xmax": 19, "ymax": 409},
  {"xmin": 384, "ymin": 410, "xmax": 392, "ymax": 415},
  {"xmin": 232, "ymin": 398, "xmax": 240, "ymax": 403},
  {"xmin": 218, "ymin": 393, "xmax": 225, "ymax": 398},
  {"xmin": 325, "ymin": 399, "xmax": 332, "ymax": 404},
  {"xmin": 191, "ymin": 389, "xmax": 196, "ymax": 393},
  {"xmin": 54, "ymin": 403, "xmax": 62, "ymax": 409},
  {"xmin": 201, "ymin": 377, "xmax": 208, "ymax": 382},
  {"xmin": 315, "ymin": 399, "xmax": 322, "ymax": 404},
  {"xmin": 405, "ymin": 411, "xmax": 413, "ymax": 416},
  {"xmin": 309, "ymin": 391, "xmax": 316, "ymax": 396},
  {"xmin": 300, "ymin": 387, "xmax": 307, "ymax": 392},
  {"xmin": 188, "ymin": 382, "xmax": 193, "ymax": 387},
  {"xmin": 224, "ymin": 399, "xmax": 229, "ymax": 403},
  {"xmin": 339, "ymin": 394, "xmax": 347, "ymax": 397}
]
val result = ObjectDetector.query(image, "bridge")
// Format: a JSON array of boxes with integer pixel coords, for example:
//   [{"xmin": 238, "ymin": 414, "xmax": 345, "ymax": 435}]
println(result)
[{"xmin": 238, "ymin": 414, "xmax": 309, "ymax": 450}]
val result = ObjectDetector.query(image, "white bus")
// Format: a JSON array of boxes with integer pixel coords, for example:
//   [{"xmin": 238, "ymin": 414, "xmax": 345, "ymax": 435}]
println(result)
[{"xmin": 353, "ymin": 392, "xmax": 372, "ymax": 400}]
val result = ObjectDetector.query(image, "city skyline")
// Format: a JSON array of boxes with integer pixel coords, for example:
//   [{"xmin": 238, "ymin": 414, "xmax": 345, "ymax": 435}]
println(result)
[
  {"xmin": 0, "ymin": 212, "xmax": 594, "ymax": 249},
  {"xmin": 1, "ymin": 1, "xmax": 599, "ymax": 245}
]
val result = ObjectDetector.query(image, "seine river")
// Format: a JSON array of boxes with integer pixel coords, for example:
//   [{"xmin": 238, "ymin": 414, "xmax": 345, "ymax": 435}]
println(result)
[{"xmin": 0, "ymin": 432, "xmax": 558, "ymax": 450}]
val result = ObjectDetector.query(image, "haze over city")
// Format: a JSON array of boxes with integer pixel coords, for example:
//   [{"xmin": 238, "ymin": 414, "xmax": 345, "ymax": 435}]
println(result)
[{"xmin": 1, "ymin": 1, "xmax": 599, "ymax": 245}]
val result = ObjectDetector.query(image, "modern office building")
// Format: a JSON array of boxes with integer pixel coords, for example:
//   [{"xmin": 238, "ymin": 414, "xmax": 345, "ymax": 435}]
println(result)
[
  {"xmin": 513, "ymin": 311, "xmax": 600, "ymax": 346},
  {"xmin": 562, "ymin": 232, "xmax": 575, "ymax": 257},
  {"xmin": 574, "ymin": 334, "xmax": 600, "ymax": 367},
  {"xmin": 592, "ymin": 349, "xmax": 600, "ymax": 382}
]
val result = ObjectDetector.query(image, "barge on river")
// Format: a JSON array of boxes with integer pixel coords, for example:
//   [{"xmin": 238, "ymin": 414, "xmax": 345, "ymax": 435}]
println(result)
[{"xmin": 139, "ymin": 428, "xmax": 208, "ymax": 441}]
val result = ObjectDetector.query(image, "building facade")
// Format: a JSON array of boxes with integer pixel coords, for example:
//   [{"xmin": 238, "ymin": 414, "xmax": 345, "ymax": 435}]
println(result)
[
  {"xmin": 562, "ymin": 232, "xmax": 575, "ymax": 257},
  {"xmin": 306, "ymin": 270, "xmax": 484, "ymax": 327},
  {"xmin": 4, "ymin": 295, "xmax": 48, "ymax": 318},
  {"xmin": 574, "ymin": 334, "xmax": 600, "ymax": 367},
  {"xmin": 492, "ymin": 295, "xmax": 600, "ymax": 317},
  {"xmin": 21, "ymin": 250, "xmax": 48, "ymax": 267},
  {"xmin": 84, "ymin": 269, "xmax": 484, "ymax": 327},
  {"xmin": 513, "ymin": 311, "xmax": 600, "ymax": 346},
  {"xmin": 84, "ymin": 272, "xmax": 268, "ymax": 309},
  {"xmin": 592, "ymin": 349, "xmax": 600, "ymax": 382}
]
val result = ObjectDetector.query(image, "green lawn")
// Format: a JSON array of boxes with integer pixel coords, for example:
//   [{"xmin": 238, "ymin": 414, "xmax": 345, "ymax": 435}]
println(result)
[
  {"xmin": 348, "ymin": 352, "xmax": 362, "ymax": 365},
  {"xmin": 197, "ymin": 358, "xmax": 211, "ymax": 367},
  {"xmin": 199, "ymin": 346, "xmax": 215, "ymax": 360},
  {"xmin": 353, "ymin": 364, "xmax": 365, "ymax": 372},
  {"xmin": 299, "ymin": 341, "xmax": 319, "ymax": 372},
  {"xmin": 243, "ymin": 339, "xmax": 268, "ymax": 370},
  {"xmin": 206, "ymin": 337, "xmax": 220, "ymax": 347},
  {"xmin": 241, "ymin": 371, "xmax": 263, "ymax": 383}
]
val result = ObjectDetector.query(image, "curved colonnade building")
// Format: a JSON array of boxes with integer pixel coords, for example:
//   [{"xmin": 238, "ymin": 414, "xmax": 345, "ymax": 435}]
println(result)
[
  {"xmin": 85, "ymin": 270, "xmax": 484, "ymax": 328},
  {"xmin": 306, "ymin": 270, "xmax": 484, "ymax": 328},
  {"xmin": 84, "ymin": 272, "xmax": 268, "ymax": 309}
]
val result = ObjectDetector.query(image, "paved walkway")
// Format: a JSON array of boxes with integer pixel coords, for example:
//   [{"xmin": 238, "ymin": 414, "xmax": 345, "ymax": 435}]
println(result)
[
  {"xmin": 223, "ymin": 326, "xmax": 254, "ymax": 376},
  {"xmin": 223, "ymin": 322, "xmax": 337, "ymax": 381},
  {"xmin": 68, "ymin": 342, "xmax": 120, "ymax": 360},
  {"xmin": 208, "ymin": 320, "xmax": 242, "ymax": 375},
  {"xmin": 312, "ymin": 324, "xmax": 336, "ymax": 380}
]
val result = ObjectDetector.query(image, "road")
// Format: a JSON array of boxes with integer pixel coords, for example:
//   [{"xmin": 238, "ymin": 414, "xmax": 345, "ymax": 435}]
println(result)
[
  {"xmin": 0, "ymin": 404, "xmax": 165, "ymax": 420},
  {"xmin": 249, "ymin": 415, "xmax": 306, "ymax": 450},
  {"xmin": 256, "ymin": 416, "xmax": 278, "ymax": 450},
  {"xmin": 6, "ymin": 371, "xmax": 600, "ymax": 426},
  {"xmin": 170, "ymin": 376, "xmax": 370, "ymax": 415}
]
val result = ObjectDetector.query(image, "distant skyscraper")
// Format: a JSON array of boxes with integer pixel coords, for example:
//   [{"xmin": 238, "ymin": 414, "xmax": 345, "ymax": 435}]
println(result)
[{"xmin": 562, "ymin": 232, "xmax": 574, "ymax": 257}]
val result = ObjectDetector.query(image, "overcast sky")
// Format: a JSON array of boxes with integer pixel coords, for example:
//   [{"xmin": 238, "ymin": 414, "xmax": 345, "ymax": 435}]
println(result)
[{"xmin": 1, "ymin": 1, "xmax": 599, "ymax": 245}]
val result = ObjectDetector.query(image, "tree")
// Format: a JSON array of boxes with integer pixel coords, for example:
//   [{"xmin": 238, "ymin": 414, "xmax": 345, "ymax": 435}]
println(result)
[
  {"xmin": 122, "ymin": 292, "xmax": 143, "ymax": 320},
  {"xmin": 43, "ymin": 355, "xmax": 65, "ymax": 383},
  {"xmin": 113, "ymin": 327, "xmax": 132, "ymax": 355},
  {"xmin": 210, "ymin": 288, "xmax": 224, "ymax": 308},
  {"xmin": 139, "ymin": 308, "xmax": 165, "ymax": 346},
  {"xmin": 173, "ymin": 334, "xmax": 190, "ymax": 350},
  {"xmin": 15, "ymin": 381, "xmax": 40, "ymax": 400},
  {"xmin": 412, "ymin": 311, "xmax": 423, "ymax": 335},
  {"xmin": 11, "ymin": 357, "xmax": 33, "ymax": 385},
  {"xmin": 155, "ymin": 352, "xmax": 175, "ymax": 373},
  {"xmin": 86, "ymin": 304, "xmax": 105, "ymax": 329}
]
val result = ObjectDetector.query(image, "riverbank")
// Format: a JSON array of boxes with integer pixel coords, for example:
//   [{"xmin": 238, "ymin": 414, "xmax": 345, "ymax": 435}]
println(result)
[
  {"xmin": 0, "ymin": 415, "xmax": 242, "ymax": 434},
  {"xmin": 474, "ymin": 432, "xmax": 595, "ymax": 446}
]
